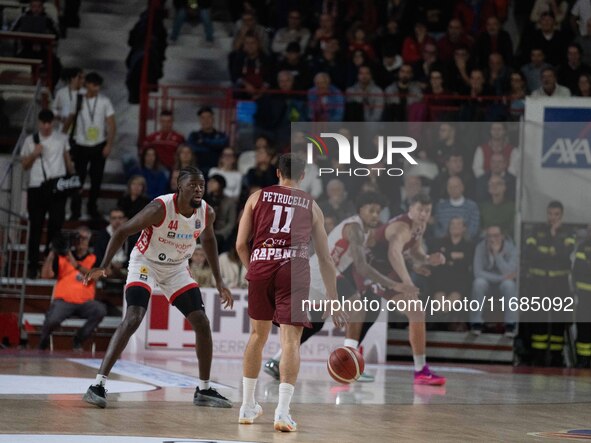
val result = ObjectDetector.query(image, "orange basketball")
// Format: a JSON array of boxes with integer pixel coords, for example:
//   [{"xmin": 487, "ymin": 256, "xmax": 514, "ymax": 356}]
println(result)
[{"xmin": 327, "ymin": 346, "xmax": 365, "ymax": 384}]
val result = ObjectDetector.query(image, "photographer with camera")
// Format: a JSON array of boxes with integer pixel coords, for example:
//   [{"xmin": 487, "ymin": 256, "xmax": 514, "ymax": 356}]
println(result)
[
  {"xmin": 38, "ymin": 226, "xmax": 106, "ymax": 350},
  {"xmin": 21, "ymin": 109, "xmax": 75, "ymax": 279}
]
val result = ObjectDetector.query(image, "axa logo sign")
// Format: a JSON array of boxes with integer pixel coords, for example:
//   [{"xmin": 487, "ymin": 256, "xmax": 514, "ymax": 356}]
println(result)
[
  {"xmin": 542, "ymin": 137, "xmax": 591, "ymax": 168},
  {"xmin": 306, "ymin": 133, "xmax": 418, "ymax": 177},
  {"xmin": 542, "ymin": 108, "xmax": 591, "ymax": 168}
]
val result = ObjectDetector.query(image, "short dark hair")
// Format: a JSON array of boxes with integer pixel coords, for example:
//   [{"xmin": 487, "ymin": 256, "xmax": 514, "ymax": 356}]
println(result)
[
  {"xmin": 278, "ymin": 153, "xmax": 305, "ymax": 180},
  {"xmin": 548, "ymin": 200, "xmax": 564, "ymax": 212},
  {"xmin": 62, "ymin": 67, "xmax": 82, "ymax": 81},
  {"xmin": 409, "ymin": 192, "xmax": 432, "ymax": 206},
  {"xmin": 541, "ymin": 66, "xmax": 556, "ymax": 76},
  {"xmin": 197, "ymin": 106, "xmax": 213, "ymax": 116},
  {"xmin": 161, "ymin": 109, "xmax": 173, "ymax": 117},
  {"xmin": 38, "ymin": 109, "xmax": 54, "ymax": 122},
  {"xmin": 85, "ymin": 72, "xmax": 103, "ymax": 85},
  {"xmin": 208, "ymin": 174, "xmax": 227, "ymax": 190},
  {"xmin": 178, "ymin": 166, "xmax": 204, "ymax": 185},
  {"xmin": 356, "ymin": 192, "xmax": 386, "ymax": 212},
  {"xmin": 110, "ymin": 207, "xmax": 125, "ymax": 216}
]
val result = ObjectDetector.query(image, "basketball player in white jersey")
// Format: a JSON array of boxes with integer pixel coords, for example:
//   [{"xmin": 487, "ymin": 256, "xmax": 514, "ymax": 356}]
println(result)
[
  {"xmin": 263, "ymin": 192, "xmax": 418, "ymax": 381},
  {"xmin": 82, "ymin": 167, "xmax": 234, "ymax": 408}
]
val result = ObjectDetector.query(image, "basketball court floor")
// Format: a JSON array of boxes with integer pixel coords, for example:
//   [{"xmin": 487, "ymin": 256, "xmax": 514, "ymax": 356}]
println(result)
[{"xmin": 1, "ymin": 351, "xmax": 591, "ymax": 442}]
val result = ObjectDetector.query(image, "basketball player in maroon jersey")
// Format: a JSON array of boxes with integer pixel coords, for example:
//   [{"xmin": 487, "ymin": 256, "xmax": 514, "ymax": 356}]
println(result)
[
  {"xmin": 371, "ymin": 193, "xmax": 447, "ymax": 385},
  {"xmin": 236, "ymin": 153, "xmax": 347, "ymax": 432}
]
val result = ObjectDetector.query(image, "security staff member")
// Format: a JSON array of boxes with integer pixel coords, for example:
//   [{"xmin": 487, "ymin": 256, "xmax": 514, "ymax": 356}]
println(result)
[
  {"xmin": 525, "ymin": 201, "xmax": 575, "ymax": 366},
  {"xmin": 572, "ymin": 229, "xmax": 591, "ymax": 368}
]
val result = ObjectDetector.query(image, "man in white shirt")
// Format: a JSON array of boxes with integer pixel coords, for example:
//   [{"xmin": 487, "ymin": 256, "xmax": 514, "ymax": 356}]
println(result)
[
  {"xmin": 530, "ymin": 67, "xmax": 572, "ymax": 97},
  {"xmin": 52, "ymin": 67, "xmax": 84, "ymax": 129},
  {"xmin": 21, "ymin": 110, "xmax": 74, "ymax": 279},
  {"xmin": 65, "ymin": 72, "xmax": 116, "ymax": 220},
  {"xmin": 271, "ymin": 9, "xmax": 311, "ymax": 55}
]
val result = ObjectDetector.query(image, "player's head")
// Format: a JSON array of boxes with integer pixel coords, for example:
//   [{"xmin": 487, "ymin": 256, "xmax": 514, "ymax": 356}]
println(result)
[
  {"xmin": 177, "ymin": 166, "xmax": 205, "ymax": 208},
  {"xmin": 408, "ymin": 193, "xmax": 432, "ymax": 224},
  {"xmin": 547, "ymin": 200, "xmax": 564, "ymax": 225},
  {"xmin": 356, "ymin": 192, "xmax": 385, "ymax": 228},
  {"xmin": 277, "ymin": 153, "xmax": 305, "ymax": 183}
]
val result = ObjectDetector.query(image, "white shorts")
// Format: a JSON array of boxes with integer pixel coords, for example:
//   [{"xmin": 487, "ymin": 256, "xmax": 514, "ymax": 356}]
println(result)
[{"xmin": 126, "ymin": 250, "xmax": 198, "ymax": 303}]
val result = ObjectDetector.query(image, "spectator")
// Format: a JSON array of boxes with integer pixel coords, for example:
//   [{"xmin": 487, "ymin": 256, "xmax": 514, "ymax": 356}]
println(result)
[
  {"xmin": 324, "ymin": 212, "xmax": 338, "ymax": 234},
  {"xmin": 318, "ymin": 179, "xmax": 356, "ymax": 222},
  {"xmin": 229, "ymin": 32, "xmax": 274, "ymax": 100},
  {"xmin": 423, "ymin": 68, "xmax": 453, "ymax": 121},
  {"xmin": 308, "ymin": 13, "xmax": 337, "ymax": 54},
  {"xmin": 575, "ymin": 18, "xmax": 591, "ymax": 65},
  {"xmin": 170, "ymin": 0, "xmax": 214, "ymax": 43},
  {"xmin": 413, "ymin": 42, "xmax": 441, "ymax": 87},
  {"xmin": 399, "ymin": 175, "xmax": 424, "ymax": 213},
  {"xmin": 135, "ymin": 147, "xmax": 169, "ymax": 200},
  {"xmin": 558, "ymin": 43, "xmax": 591, "ymax": 93},
  {"xmin": 307, "ymin": 72, "xmax": 345, "ymax": 122},
  {"xmin": 174, "ymin": 144, "xmax": 197, "ymax": 170},
  {"xmin": 374, "ymin": 45, "xmax": 404, "ymax": 90},
  {"xmin": 526, "ymin": 12, "xmax": 568, "ymax": 66},
  {"xmin": 531, "ymin": 67, "xmax": 572, "ymax": 97},
  {"xmin": 428, "ymin": 123, "xmax": 458, "ymax": 167},
  {"xmin": 530, "ymin": 0, "xmax": 569, "ymax": 29},
  {"xmin": 207, "ymin": 175, "xmax": 237, "ymax": 252},
  {"xmin": 344, "ymin": 49, "xmax": 373, "ymax": 89},
  {"xmin": 186, "ymin": 107, "xmax": 229, "ymax": 174},
  {"xmin": 476, "ymin": 152, "xmax": 517, "ymax": 202},
  {"xmin": 243, "ymin": 143, "xmax": 278, "ymax": 189},
  {"xmin": 384, "ymin": 63, "xmax": 423, "ymax": 121},
  {"xmin": 520, "ymin": 48, "xmax": 550, "ymax": 93},
  {"xmin": 271, "ymin": 9, "xmax": 310, "ymax": 55},
  {"xmin": 142, "ymin": 110, "xmax": 185, "ymax": 171},
  {"xmin": 437, "ymin": 18, "xmax": 474, "ymax": 63},
  {"xmin": 310, "ymin": 38, "xmax": 347, "ymax": 90},
  {"xmin": 575, "ymin": 72, "xmax": 591, "ymax": 96},
  {"xmin": 507, "ymin": 71, "xmax": 527, "ymax": 120},
  {"xmin": 117, "ymin": 175, "xmax": 150, "ymax": 220},
  {"xmin": 66, "ymin": 72, "xmax": 116, "ymax": 220},
  {"xmin": 219, "ymin": 246, "xmax": 247, "ymax": 289},
  {"xmin": 470, "ymin": 225, "xmax": 518, "ymax": 337},
  {"xmin": 401, "ymin": 22, "xmax": 435, "ymax": 65},
  {"xmin": 457, "ymin": 68, "xmax": 493, "ymax": 121},
  {"xmin": 571, "ymin": 0, "xmax": 591, "ymax": 36},
  {"xmin": 347, "ymin": 25, "xmax": 376, "ymax": 61},
  {"xmin": 39, "ymin": 226, "xmax": 106, "ymax": 350},
  {"xmin": 232, "ymin": 10, "xmax": 269, "ymax": 53},
  {"xmin": 430, "ymin": 152, "xmax": 476, "ymax": 202},
  {"xmin": 94, "ymin": 208, "xmax": 130, "ymax": 279},
  {"xmin": 346, "ymin": 65, "xmax": 384, "ymax": 122},
  {"xmin": 168, "ymin": 169, "xmax": 180, "ymax": 193},
  {"xmin": 189, "ymin": 245, "xmax": 215, "ymax": 287},
  {"xmin": 445, "ymin": 46, "xmax": 473, "ymax": 95},
  {"xmin": 374, "ymin": 16, "xmax": 403, "ymax": 58},
  {"xmin": 429, "ymin": 217, "xmax": 474, "ymax": 331},
  {"xmin": 52, "ymin": 68, "xmax": 84, "ymax": 129},
  {"xmin": 486, "ymin": 53, "xmax": 511, "ymax": 96},
  {"xmin": 291, "ymin": 144, "xmax": 323, "ymax": 199},
  {"xmin": 21, "ymin": 110, "xmax": 74, "ymax": 279},
  {"xmin": 479, "ymin": 175, "xmax": 515, "ymax": 236},
  {"xmin": 208, "ymin": 147, "xmax": 243, "ymax": 199},
  {"xmin": 472, "ymin": 122, "xmax": 519, "ymax": 178},
  {"xmin": 275, "ymin": 42, "xmax": 312, "ymax": 90},
  {"xmin": 434, "ymin": 176, "xmax": 480, "ymax": 240},
  {"xmin": 473, "ymin": 16, "xmax": 513, "ymax": 68}
]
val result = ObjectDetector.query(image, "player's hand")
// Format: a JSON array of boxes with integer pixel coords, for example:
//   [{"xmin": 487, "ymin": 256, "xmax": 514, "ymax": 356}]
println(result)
[
  {"xmin": 413, "ymin": 265, "xmax": 431, "ymax": 276},
  {"xmin": 392, "ymin": 281, "xmax": 420, "ymax": 296},
  {"xmin": 217, "ymin": 285, "xmax": 234, "ymax": 309},
  {"xmin": 84, "ymin": 267, "xmax": 106, "ymax": 285},
  {"xmin": 427, "ymin": 252, "xmax": 446, "ymax": 266},
  {"xmin": 322, "ymin": 307, "xmax": 348, "ymax": 329}
]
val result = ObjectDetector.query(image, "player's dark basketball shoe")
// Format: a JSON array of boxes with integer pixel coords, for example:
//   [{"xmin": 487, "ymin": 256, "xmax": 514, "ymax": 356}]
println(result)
[
  {"xmin": 264, "ymin": 358, "xmax": 280, "ymax": 380},
  {"xmin": 83, "ymin": 384, "xmax": 107, "ymax": 408},
  {"xmin": 193, "ymin": 387, "xmax": 232, "ymax": 408}
]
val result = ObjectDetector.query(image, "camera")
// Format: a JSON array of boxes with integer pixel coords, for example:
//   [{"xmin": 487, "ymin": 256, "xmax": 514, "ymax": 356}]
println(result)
[{"xmin": 51, "ymin": 232, "xmax": 79, "ymax": 256}]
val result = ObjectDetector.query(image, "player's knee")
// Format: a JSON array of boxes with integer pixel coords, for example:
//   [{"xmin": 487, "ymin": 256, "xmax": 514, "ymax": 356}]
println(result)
[
  {"xmin": 188, "ymin": 311, "xmax": 210, "ymax": 335},
  {"xmin": 122, "ymin": 308, "xmax": 145, "ymax": 331}
]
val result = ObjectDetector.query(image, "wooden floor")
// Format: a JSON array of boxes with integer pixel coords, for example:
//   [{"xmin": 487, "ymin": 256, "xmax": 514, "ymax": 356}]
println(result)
[{"xmin": 1, "ymin": 351, "xmax": 591, "ymax": 442}]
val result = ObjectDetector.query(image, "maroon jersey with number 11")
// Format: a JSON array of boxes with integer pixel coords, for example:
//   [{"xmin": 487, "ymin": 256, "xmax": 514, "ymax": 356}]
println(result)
[{"xmin": 246, "ymin": 185, "xmax": 313, "ymax": 281}]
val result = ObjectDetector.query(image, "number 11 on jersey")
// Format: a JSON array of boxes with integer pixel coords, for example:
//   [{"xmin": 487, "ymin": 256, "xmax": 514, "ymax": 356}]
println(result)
[{"xmin": 270, "ymin": 205, "xmax": 294, "ymax": 234}]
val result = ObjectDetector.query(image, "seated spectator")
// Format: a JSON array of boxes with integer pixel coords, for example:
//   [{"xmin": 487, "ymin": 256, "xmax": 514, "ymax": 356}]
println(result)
[
  {"xmin": 307, "ymin": 73, "xmax": 345, "ymax": 122},
  {"xmin": 428, "ymin": 123, "xmax": 459, "ymax": 167},
  {"xmin": 52, "ymin": 68, "xmax": 84, "ymax": 129},
  {"xmin": 531, "ymin": 67, "xmax": 572, "ymax": 97},
  {"xmin": 431, "ymin": 152, "xmax": 476, "ymax": 202},
  {"xmin": 94, "ymin": 208, "xmax": 130, "ymax": 280},
  {"xmin": 402, "ymin": 22, "xmax": 435, "ymax": 65},
  {"xmin": 11, "ymin": 0, "xmax": 60, "ymax": 60},
  {"xmin": 479, "ymin": 175, "xmax": 516, "ymax": 237},
  {"xmin": 429, "ymin": 217, "xmax": 474, "ymax": 331},
  {"xmin": 574, "ymin": 18, "xmax": 591, "ymax": 65},
  {"xmin": 373, "ymin": 45, "xmax": 404, "ymax": 90},
  {"xmin": 445, "ymin": 46, "xmax": 473, "ymax": 95},
  {"xmin": 229, "ymin": 32, "xmax": 273, "ymax": 99},
  {"xmin": 524, "ymin": 12, "xmax": 568, "ymax": 67},
  {"xmin": 275, "ymin": 42, "xmax": 312, "ymax": 90},
  {"xmin": 558, "ymin": 43, "xmax": 591, "ymax": 93},
  {"xmin": 345, "ymin": 49, "xmax": 374, "ymax": 89},
  {"xmin": 168, "ymin": 169, "xmax": 180, "ymax": 193},
  {"xmin": 472, "ymin": 121, "xmax": 518, "ymax": 178},
  {"xmin": 39, "ymin": 227, "xmax": 106, "ymax": 350},
  {"xmin": 243, "ymin": 143, "xmax": 278, "ymax": 189},
  {"xmin": 117, "ymin": 175, "xmax": 151, "ymax": 220},
  {"xmin": 457, "ymin": 68, "xmax": 494, "ymax": 122},
  {"xmin": 346, "ymin": 65, "xmax": 384, "ymax": 122},
  {"xmin": 520, "ymin": 48, "xmax": 550, "ymax": 93},
  {"xmin": 271, "ymin": 9, "xmax": 310, "ymax": 55},
  {"xmin": 308, "ymin": 13, "xmax": 338, "ymax": 55},
  {"xmin": 486, "ymin": 53, "xmax": 511, "ymax": 96},
  {"xmin": 434, "ymin": 176, "xmax": 480, "ymax": 240},
  {"xmin": 186, "ymin": 106, "xmax": 229, "ymax": 174},
  {"xmin": 530, "ymin": 0, "xmax": 569, "ymax": 29},
  {"xmin": 232, "ymin": 10, "xmax": 269, "ymax": 53},
  {"xmin": 423, "ymin": 68, "xmax": 453, "ymax": 121},
  {"xmin": 219, "ymin": 246, "xmax": 247, "ymax": 289},
  {"xmin": 575, "ymin": 72, "xmax": 591, "ymax": 96},
  {"xmin": 399, "ymin": 175, "xmax": 424, "ymax": 213},
  {"xmin": 189, "ymin": 245, "xmax": 215, "ymax": 287},
  {"xmin": 208, "ymin": 147, "xmax": 243, "ymax": 199},
  {"xmin": 133, "ymin": 147, "xmax": 169, "ymax": 200},
  {"xmin": 507, "ymin": 71, "xmax": 527, "ymax": 120},
  {"xmin": 374, "ymin": 16, "xmax": 403, "ymax": 58},
  {"xmin": 309, "ymin": 38, "xmax": 347, "ymax": 90},
  {"xmin": 476, "ymin": 152, "xmax": 517, "ymax": 202},
  {"xmin": 384, "ymin": 63, "xmax": 423, "ymax": 121},
  {"xmin": 174, "ymin": 144, "xmax": 197, "ymax": 170},
  {"xmin": 318, "ymin": 179, "xmax": 356, "ymax": 223},
  {"xmin": 207, "ymin": 175, "xmax": 237, "ymax": 253},
  {"xmin": 437, "ymin": 18, "xmax": 474, "ymax": 63},
  {"xmin": 473, "ymin": 16, "xmax": 513, "ymax": 68},
  {"xmin": 413, "ymin": 42, "xmax": 441, "ymax": 88},
  {"xmin": 347, "ymin": 25, "xmax": 376, "ymax": 61},
  {"xmin": 142, "ymin": 110, "xmax": 185, "ymax": 171},
  {"xmin": 470, "ymin": 225, "xmax": 518, "ymax": 337}
]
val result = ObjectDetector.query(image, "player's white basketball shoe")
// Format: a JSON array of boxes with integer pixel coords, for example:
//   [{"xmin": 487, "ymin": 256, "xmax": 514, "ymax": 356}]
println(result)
[
  {"xmin": 274, "ymin": 413, "xmax": 297, "ymax": 432},
  {"xmin": 239, "ymin": 403, "xmax": 263, "ymax": 424}
]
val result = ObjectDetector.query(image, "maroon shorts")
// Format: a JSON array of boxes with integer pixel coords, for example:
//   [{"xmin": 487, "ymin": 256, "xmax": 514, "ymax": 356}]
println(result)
[{"xmin": 247, "ymin": 259, "xmax": 311, "ymax": 327}]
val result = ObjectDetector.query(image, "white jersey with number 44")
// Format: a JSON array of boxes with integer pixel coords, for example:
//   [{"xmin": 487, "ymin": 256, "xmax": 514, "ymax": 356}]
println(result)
[{"xmin": 133, "ymin": 193, "xmax": 208, "ymax": 264}]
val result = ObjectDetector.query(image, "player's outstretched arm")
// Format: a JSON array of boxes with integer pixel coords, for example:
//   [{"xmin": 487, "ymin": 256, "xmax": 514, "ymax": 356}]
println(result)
[
  {"xmin": 200, "ymin": 205, "xmax": 233, "ymax": 309},
  {"xmin": 84, "ymin": 200, "xmax": 164, "ymax": 285},
  {"xmin": 235, "ymin": 190, "xmax": 260, "ymax": 269},
  {"xmin": 409, "ymin": 240, "xmax": 445, "ymax": 267}
]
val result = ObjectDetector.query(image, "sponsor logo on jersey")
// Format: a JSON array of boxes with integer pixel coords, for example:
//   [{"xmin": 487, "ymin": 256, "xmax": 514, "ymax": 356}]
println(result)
[
  {"xmin": 158, "ymin": 253, "xmax": 166, "ymax": 261},
  {"xmin": 193, "ymin": 230, "xmax": 201, "ymax": 239},
  {"xmin": 139, "ymin": 274, "xmax": 148, "ymax": 281},
  {"xmin": 167, "ymin": 231, "xmax": 175, "ymax": 238},
  {"xmin": 174, "ymin": 232, "xmax": 194, "ymax": 240},
  {"xmin": 139, "ymin": 266, "xmax": 149, "ymax": 275},
  {"xmin": 195, "ymin": 219, "xmax": 202, "ymax": 229}
]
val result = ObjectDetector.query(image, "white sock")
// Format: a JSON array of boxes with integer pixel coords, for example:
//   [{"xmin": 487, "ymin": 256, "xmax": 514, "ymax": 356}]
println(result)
[
  {"xmin": 413, "ymin": 354, "xmax": 426, "ymax": 371},
  {"xmin": 275, "ymin": 383, "xmax": 295, "ymax": 417},
  {"xmin": 272, "ymin": 350, "xmax": 282, "ymax": 361},
  {"xmin": 199, "ymin": 379, "xmax": 210, "ymax": 390},
  {"xmin": 242, "ymin": 377, "xmax": 257, "ymax": 407},
  {"xmin": 344, "ymin": 339, "xmax": 359, "ymax": 349},
  {"xmin": 94, "ymin": 374, "xmax": 107, "ymax": 387}
]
